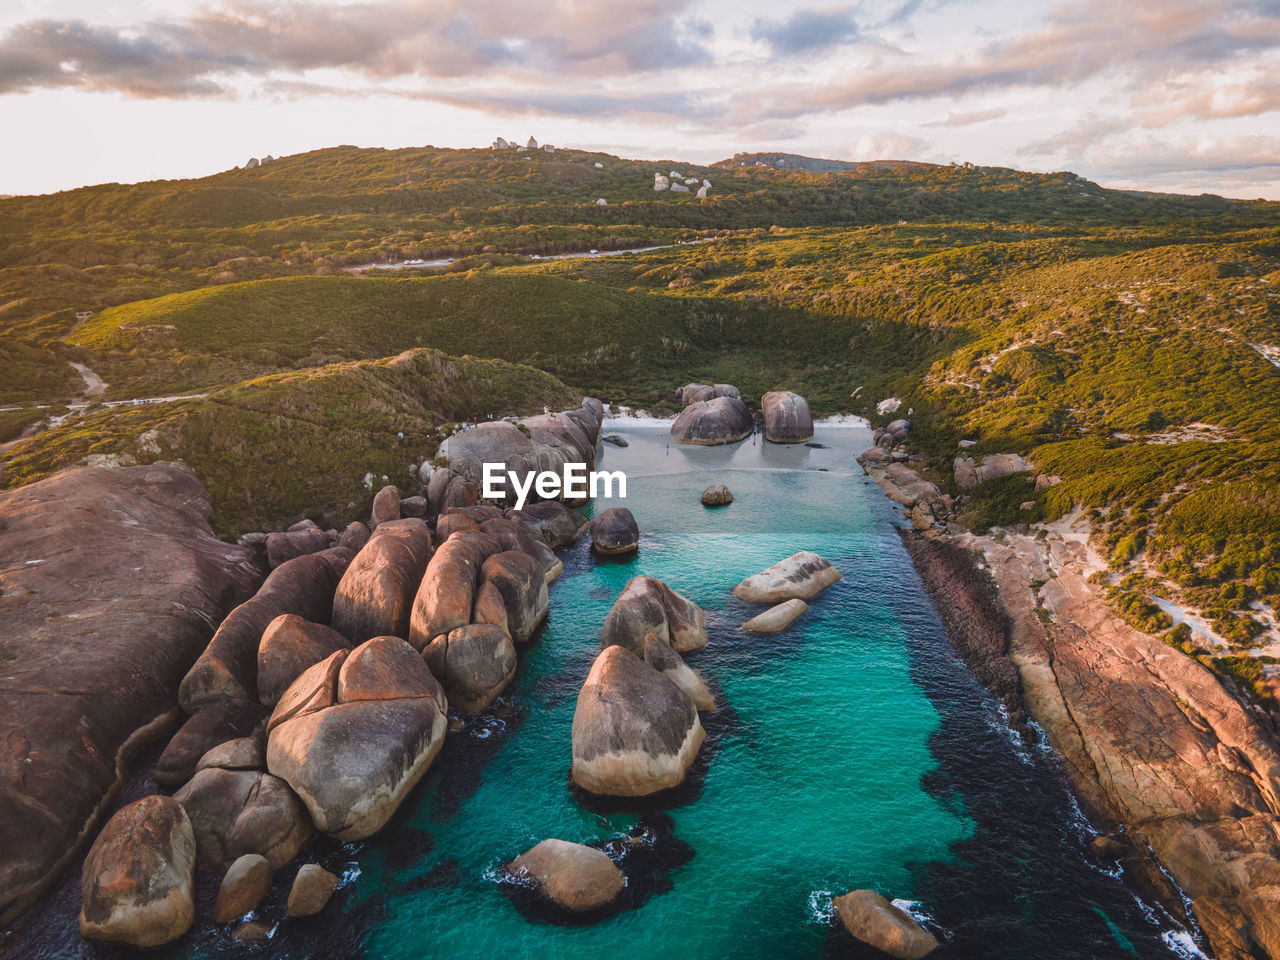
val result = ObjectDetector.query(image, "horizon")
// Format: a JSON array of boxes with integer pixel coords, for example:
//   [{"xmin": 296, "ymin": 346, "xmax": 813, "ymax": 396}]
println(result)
[{"xmin": 2, "ymin": 0, "xmax": 1278, "ymax": 201}]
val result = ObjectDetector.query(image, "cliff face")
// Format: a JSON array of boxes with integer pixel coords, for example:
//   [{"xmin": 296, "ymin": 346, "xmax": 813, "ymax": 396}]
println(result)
[{"xmin": 906, "ymin": 518, "xmax": 1280, "ymax": 960}]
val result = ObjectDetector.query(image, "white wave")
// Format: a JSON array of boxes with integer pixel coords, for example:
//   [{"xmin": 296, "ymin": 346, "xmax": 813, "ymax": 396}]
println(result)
[
  {"xmin": 806, "ymin": 889, "xmax": 835, "ymax": 923},
  {"xmin": 1162, "ymin": 930, "xmax": 1211, "ymax": 958},
  {"xmin": 890, "ymin": 898, "xmax": 936, "ymax": 928},
  {"xmin": 339, "ymin": 862, "xmax": 362, "ymax": 887}
]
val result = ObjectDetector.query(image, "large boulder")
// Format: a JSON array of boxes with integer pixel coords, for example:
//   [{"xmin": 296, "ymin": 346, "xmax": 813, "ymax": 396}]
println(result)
[
  {"xmin": 701, "ymin": 483, "xmax": 733, "ymax": 507},
  {"xmin": 761, "ymin": 390, "xmax": 814, "ymax": 443},
  {"xmin": 179, "ymin": 548, "xmax": 350, "ymax": 711},
  {"xmin": 670, "ymin": 396, "xmax": 753, "ymax": 445},
  {"xmin": 741, "ymin": 598, "xmax": 809, "ymax": 634},
  {"xmin": 154, "ymin": 699, "xmax": 270, "ymax": 789},
  {"xmin": 675, "ymin": 383, "xmax": 740, "ymax": 405},
  {"xmin": 601, "ymin": 577, "xmax": 707, "ymax": 654},
  {"xmin": 212, "ymin": 853, "xmax": 272, "ymax": 924},
  {"xmin": 79, "ymin": 796, "xmax": 196, "ymax": 948},
  {"xmin": 0, "ymin": 463, "xmax": 261, "ymax": 925},
  {"xmin": 422, "ymin": 623, "xmax": 517, "ymax": 713},
  {"xmin": 266, "ymin": 638, "xmax": 449, "ymax": 840},
  {"xmin": 832, "ymin": 890, "xmax": 940, "ymax": 959},
  {"xmin": 507, "ymin": 839, "xmax": 624, "ymax": 913},
  {"xmin": 265, "ymin": 524, "xmax": 329, "ymax": 569},
  {"xmin": 172, "ymin": 765, "xmax": 312, "ymax": 872},
  {"xmin": 477, "ymin": 550, "xmax": 548, "ymax": 644},
  {"xmin": 734, "ymin": 552, "xmax": 841, "ymax": 604},
  {"xmin": 287, "ymin": 863, "xmax": 338, "ymax": 917},
  {"xmin": 590, "ymin": 507, "xmax": 639, "ymax": 555},
  {"xmin": 643, "ymin": 633, "xmax": 715, "ymax": 712},
  {"xmin": 571, "ymin": 646, "xmax": 705, "ymax": 797},
  {"xmin": 509, "ymin": 501, "xmax": 588, "ymax": 548},
  {"xmin": 953, "ymin": 453, "xmax": 1032, "ymax": 489},
  {"xmin": 370, "ymin": 484, "xmax": 401, "ymax": 529},
  {"xmin": 409, "ymin": 530, "xmax": 500, "ymax": 649},
  {"xmin": 332, "ymin": 518, "xmax": 433, "ymax": 644},
  {"xmin": 257, "ymin": 614, "xmax": 352, "ymax": 707}
]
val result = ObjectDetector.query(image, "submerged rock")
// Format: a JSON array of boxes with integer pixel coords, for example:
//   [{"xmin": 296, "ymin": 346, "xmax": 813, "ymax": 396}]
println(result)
[
  {"xmin": 601, "ymin": 576, "xmax": 707, "ymax": 654},
  {"xmin": 670, "ymin": 396, "xmax": 753, "ymax": 445},
  {"xmin": 79, "ymin": 796, "xmax": 196, "ymax": 948},
  {"xmin": 507, "ymin": 839, "xmax": 624, "ymax": 913},
  {"xmin": 700, "ymin": 483, "xmax": 733, "ymax": 507},
  {"xmin": 590, "ymin": 507, "xmax": 640, "ymax": 555},
  {"xmin": 571, "ymin": 646, "xmax": 705, "ymax": 797},
  {"xmin": 287, "ymin": 863, "xmax": 338, "ymax": 917},
  {"xmin": 602, "ymin": 434, "xmax": 629, "ymax": 447},
  {"xmin": 266, "ymin": 638, "xmax": 448, "ymax": 840},
  {"xmin": 734, "ymin": 552, "xmax": 841, "ymax": 604},
  {"xmin": 741, "ymin": 598, "xmax": 809, "ymax": 634},
  {"xmin": 832, "ymin": 890, "xmax": 940, "ymax": 959},
  {"xmin": 761, "ymin": 390, "xmax": 814, "ymax": 443}
]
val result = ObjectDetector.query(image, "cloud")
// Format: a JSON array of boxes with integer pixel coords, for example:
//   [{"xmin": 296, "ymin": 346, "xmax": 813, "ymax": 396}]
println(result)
[
  {"xmin": 845, "ymin": 130, "xmax": 928, "ymax": 160},
  {"xmin": 925, "ymin": 107, "xmax": 1006, "ymax": 126},
  {"xmin": 0, "ymin": 0, "xmax": 715, "ymax": 97},
  {"xmin": 750, "ymin": 6, "xmax": 860, "ymax": 55}
]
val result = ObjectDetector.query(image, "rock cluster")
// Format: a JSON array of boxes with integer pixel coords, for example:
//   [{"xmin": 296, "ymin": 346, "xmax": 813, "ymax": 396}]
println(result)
[
  {"xmin": 675, "ymin": 382, "xmax": 740, "ymax": 404},
  {"xmin": 734, "ymin": 552, "xmax": 842, "ymax": 604},
  {"xmin": 857, "ymin": 444, "xmax": 959, "ymax": 534}
]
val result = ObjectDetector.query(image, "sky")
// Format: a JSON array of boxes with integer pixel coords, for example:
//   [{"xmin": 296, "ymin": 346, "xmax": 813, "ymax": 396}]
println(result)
[{"xmin": 1, "ymin": 0, "xmax": 1279, "ymax": 199}]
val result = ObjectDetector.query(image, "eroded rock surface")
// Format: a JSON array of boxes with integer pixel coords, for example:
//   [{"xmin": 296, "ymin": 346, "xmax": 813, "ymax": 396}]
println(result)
[
  {"xmin": 734, "ymin": 552, "xmax": 841, "ymax": 604},
  {"xmin": 670, "ymin": 396, "xmax": 753, "ymax": 445},
  {"xmin": 507, "ymin": 838, "xmax": 624, "ymax": 912}
]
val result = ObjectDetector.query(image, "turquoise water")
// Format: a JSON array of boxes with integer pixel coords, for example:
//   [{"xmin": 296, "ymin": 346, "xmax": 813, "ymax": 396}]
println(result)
[
  {"xmin": 11, "ymin": 422, "xmax": 1201, "ymax": 959},
  {"xmin": 362, "ymin": 423, "xmax": 970, "ymax": 959}
]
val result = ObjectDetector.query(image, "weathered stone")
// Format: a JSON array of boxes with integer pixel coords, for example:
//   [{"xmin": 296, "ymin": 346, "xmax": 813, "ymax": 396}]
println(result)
[
  {"xmin": 478, "ymin": 550, "xmax": 548, "ymax": 644},
  {"xmin": 510, "ymin": 501, "xmax": 588, "ymax": 548},
  {"xmin": 399, "ymin": 495, "xmax": 428, "ymax": 519},
  {"xmin": 832, "ymin": 890, "xmax": 939, "ymax": 959},
  {"xmin": 287, "ymin": 863, "xmax": 338, "ymax": 917},
  {"xmin": 155, "ymin": 699, "xmax": 269, "ymax": 789},
  {"xmin": 180, "ymin": 549, "xmax": 349, "ymax": 711},
  {"xmin": 670, "ymin": 396, "xmax": 753, "ymax": 445},
  {"xmin": 953, "ymin": 453, "xmax": 1032, "ymax": 489},
  {"xmin": 507, "ymin": 839, "xmax": 624, "ymax": 912},
  {"xmin": 761, "ymin": 390, "xmax": 814, "ymax": 443},
  {"xmin": 741, "ymin": 598, "xmax": 809, "ymax": 634},
  {"xmin": 435, "ymin": 512, "xmax": 478, "ymax": 542},
  {"xmin": 79, "ymin": 796, "xmax": 196, "ymax": 948},
  {"xmin": 266, "ymin": 526, "xmax": 329, "ymax": 569},
  {"xmin": 409, "ymin": 531, "xmax": 500, "ymax": 649},
  {"xmin": 196, "ymin": 735, "xmax": 265, "ymax": 774},
  {"xmin": 266, "ymin": 638, "xmax": 448, "ymax": 840},
  {"xmin": 0, "ymin": 464, "xmax": 261, "ymax": 925},
  {"xmin": 332, "ymin": 518, "xmax": 433, "ymax": 644},
  {"xmin": 338, "ymin": 521, "xmax": 370, "ymax": 552},
  {"xmin": 172, "ymin": 766, "xmax": 312, "ymax": 872},
  {"xmin": 675, "ymin": 383, "xmax": 740, "ymax": 405},
  {"xmin": 642, "ymin": 633, "xmax": 715, "ymax": 712},
  {"xmin": 422, "ymin": 623, "xmax": 517, "ymax": 713},
  {"xmin": 590, "ymin": 507, "xmax": 639, "ymax": 555},
  {"xmin": 232, "ymin": 920, "xmax": 270, "ymax": 942},
  {"xmin": 734, "ymin": 552, "xmax": 841, "ymax": 604},
  {"xmin": 257, "ymin": 614, "xmax": 352, "ymax": 707},
  {"xmin": 370, "ymin": 484, "xmax": 401, "ymax": 529},
  {"xmin": 571, "ymin": 646, "xmax": 705, "ymax": 797},
  {"xmin": 701, "ymin": 484, "xmax": 733, "ymax": 507},
  {"xmin": 601, "ymin": 576, "xmax": 707, "ymax": 654},
  {"xmin": 213, "ymin": 853, "xmax": 272, "ymax": 924}
]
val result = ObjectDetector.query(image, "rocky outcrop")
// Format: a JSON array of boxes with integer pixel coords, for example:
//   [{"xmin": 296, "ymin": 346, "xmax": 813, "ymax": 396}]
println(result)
[
  {"xmin": 953, "ymin": 452, "xmax": 1032, "ymax": 489},
  {"xmin": 266, "ymin": 523, "xmax": 329, "ymax": 569},
  {"xmin": 154, "ymin": 699, "xmax": 269, "ymax": 788},
  {"xmin": 0, "ymin": 463, "xmax": 261, "ymax": 926},
  {"xmin": 741, "ymin": 598, "xmax": 808, "ymax": 634},
  {"xmin": 670, "ymin": 396, "xmax": 753, "ymax": 445},
  {"xmin": 643, "ymin": 634, "xmax": 715, "ymax": 712},
  {"xmin": 601, "ymin": 577, "xmax": 707, "ymax": 654},
  {"xmin": 857, "ymin": 453, "xmax": 942, "ymax": 509},
  {"xmin": 507, "ymin": 839, "xmax": 624, "ymax": 912},
  {"xmin": 172, "ymin": 764, "xmax": 312, "ymax": 872},
  {"xmin": 571, "ymin": 646, "xmax": 705, "ymax": 797},
  {"xmin": 179, "ymin": 548, "xmax": 350, "ymax": 711},
  {"xmin": 590, "ymin": 507, "xmax": 640, "ymax": 555},
  {"xmin": 257, "ymin": 614, "xmax": 352, "ymax": 707},
  {"xmin": 370, "ymin": 484, "xmax": 401, "ymax": 529},
  {"xmin": 832, "ymin": 890, "xmax": 939, "ymax": 959},
  {"xmin": 512, "ymin": 501, "xmax": 588, "ymax": 548},
  {"xmin": 436, "ymin": 400, "xmax": 603, "ymax": 507},
  {"xmin": 477, "ymin": 550, "xmax": 548, "ymax": 643},
  {"xmin": 761, "ymin": 390, "xmax": 813, "ymax": 443},
  {"xmin": 701, "ymin": 483, "xmax": 733, "ymax": 506},
  {"xmin": 422, "ymin": 623, "xmax": 517, "ymax": 713},
  {"xmin": 332, "ymin": 518, "xmax": 433, "ymax": 644},
  {"xmin": 675, "ymin": 383, "xmax": 741, "ymax": 405},
  {"xmin": 734, "ymin": 552, "xmax": 841, "ymax": 604},
  {"xmin": 266, "ymin": 637, "xmax": 449, "ymax": 840},
  {"xmin": 78, "ymin": 796, "xmax": 196, "ymax": 948},
  {"xmin": 213, "ymin": 853, "xmax": 272, "ymax": 924},
  {"xmin": 287, "ymin": 863, "xmax": 338, "ymax": 917}
]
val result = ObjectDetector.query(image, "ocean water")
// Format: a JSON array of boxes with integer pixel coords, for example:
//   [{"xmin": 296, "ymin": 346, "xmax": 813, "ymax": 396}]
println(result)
[{"xmin": 8, "ymin": 422, "xmax": 1204, "ymax": 959}]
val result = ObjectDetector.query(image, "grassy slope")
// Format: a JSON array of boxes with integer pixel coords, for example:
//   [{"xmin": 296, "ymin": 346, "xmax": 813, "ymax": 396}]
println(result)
[{"xmin": 0, "ymin": 348, "xmax": 574, "ymax": 536}]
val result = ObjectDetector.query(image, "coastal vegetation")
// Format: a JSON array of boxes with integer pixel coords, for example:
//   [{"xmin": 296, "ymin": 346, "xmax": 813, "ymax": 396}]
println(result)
[{"xmin": 2, "ymin": 143, "xmax": 1278, "ymax": 665}]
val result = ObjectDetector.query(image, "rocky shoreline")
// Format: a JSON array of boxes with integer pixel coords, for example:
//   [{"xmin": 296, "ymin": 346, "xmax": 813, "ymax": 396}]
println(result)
[{"xmin": 874, "ymin": 448, "xmax": 1280, "ymax": 960}]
